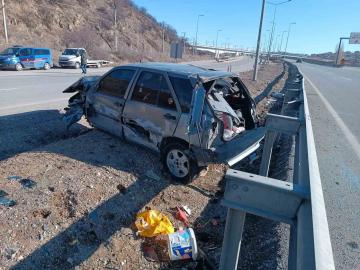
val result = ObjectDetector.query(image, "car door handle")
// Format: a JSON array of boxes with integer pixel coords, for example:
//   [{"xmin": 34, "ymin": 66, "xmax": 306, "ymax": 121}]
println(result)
[
  {"xmin": 163, "ymin": 113, "xmax": 176, "ymax": 120},
  {"xmin": 114, "ymin": 101, "xmax": 123, "ymax": 107}
]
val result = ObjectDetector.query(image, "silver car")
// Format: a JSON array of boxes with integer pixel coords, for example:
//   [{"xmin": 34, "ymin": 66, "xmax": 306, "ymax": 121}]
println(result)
[{"xmin": 63, "ymin": 63, "xmax": 264, "ymax": 183}]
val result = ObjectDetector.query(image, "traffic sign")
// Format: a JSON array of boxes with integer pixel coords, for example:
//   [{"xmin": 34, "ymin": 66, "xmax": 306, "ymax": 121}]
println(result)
[
  {"xmin": 170, "ymin": 43, "xmax": 183, "ymax": 59},
  {"xmin": 349, "ymin": 32, "xmax": 360, "ymax": 44}
]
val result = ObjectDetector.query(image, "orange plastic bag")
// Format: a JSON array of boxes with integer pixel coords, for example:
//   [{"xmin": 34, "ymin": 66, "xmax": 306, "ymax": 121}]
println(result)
[{"xmin": 135, "ymin": 209, "xmax": 175, "ymax": 237}]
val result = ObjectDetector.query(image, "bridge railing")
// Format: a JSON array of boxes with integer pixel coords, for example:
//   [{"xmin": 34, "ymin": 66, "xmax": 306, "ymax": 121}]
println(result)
[{"xmin": 219, "ymin": 62, "xmax": 335, "ymax": 270}]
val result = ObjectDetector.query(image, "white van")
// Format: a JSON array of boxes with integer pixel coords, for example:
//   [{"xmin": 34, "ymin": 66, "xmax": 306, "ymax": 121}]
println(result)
[{"xmin": 59, "ymin": 48, "xmax": 86, "ymax": 69}]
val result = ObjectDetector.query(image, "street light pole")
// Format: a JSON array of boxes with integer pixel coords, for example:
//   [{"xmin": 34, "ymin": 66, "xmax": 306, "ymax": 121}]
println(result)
[
  {"xmin": 194, "ymin": 14, "xmax": 204, "ymax": 55},
  {"xmin": 253, "ymin": 0, "xmax": 266, "ymax": 81},
  {"xmin": 279, "ymin": 30, "xmax": 287, "ymax": 52},
  {"xmin": 284, "ymin": 22, "xmax": 296, "ymax": 55},
  {"xmin": 215, "ymin": 29, "xmax": 222, "ymax": 59},
  {"xmin": 267, "ymin": 0, "xmax": 291, "ymax": 59},
  {"xmin": 274, "ymin": 34, "xmax": 280, "ymax": 52},
  {"xmin": 1, "ymin": 0, "xmax": 8, "ymax": 44}
]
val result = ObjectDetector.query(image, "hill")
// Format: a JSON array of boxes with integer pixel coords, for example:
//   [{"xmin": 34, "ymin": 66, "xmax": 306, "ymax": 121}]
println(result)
[{"xmin": 0, "ymin": 0, "xmax": 198, "ymax": 63}]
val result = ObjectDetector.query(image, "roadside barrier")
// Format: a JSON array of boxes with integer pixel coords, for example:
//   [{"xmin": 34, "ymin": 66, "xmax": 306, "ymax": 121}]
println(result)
[{"xmin": 219, "ymin": 62, "xmax": 335, "ymax": 270}]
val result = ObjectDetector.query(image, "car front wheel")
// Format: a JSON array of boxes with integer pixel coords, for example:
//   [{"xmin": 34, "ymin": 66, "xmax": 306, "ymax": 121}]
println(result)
[
  {"xmin": 74, "ymin": 62, "xmax": 80, "ymax": 69},
  {"xmin": 162, "ymin": 142, "xmax": 198, "ymax": 184},
  {"xmin": 15, "ymin": 63, "xmax": 23, "ymax": 71},
  {"xmin": 43, "ymin": 62, "xmax": 51, "ymax": 70}
]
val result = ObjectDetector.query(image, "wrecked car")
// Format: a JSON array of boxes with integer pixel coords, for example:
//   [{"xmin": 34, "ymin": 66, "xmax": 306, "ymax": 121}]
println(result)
[{"xmin": 63, "ymin": 63, "xmax": 264, "ymax": 183}]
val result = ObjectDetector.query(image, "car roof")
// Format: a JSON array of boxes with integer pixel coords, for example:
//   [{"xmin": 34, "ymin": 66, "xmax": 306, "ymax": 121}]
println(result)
[{"xmin": 122, "ymin": 62, "xmax": 235, "ymax": 81}]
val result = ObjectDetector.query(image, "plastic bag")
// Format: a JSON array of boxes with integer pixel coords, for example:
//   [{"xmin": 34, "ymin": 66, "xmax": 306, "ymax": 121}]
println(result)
[{"xmin": 135, "ymin": 209, "xmax": 174, "ymax": 237}]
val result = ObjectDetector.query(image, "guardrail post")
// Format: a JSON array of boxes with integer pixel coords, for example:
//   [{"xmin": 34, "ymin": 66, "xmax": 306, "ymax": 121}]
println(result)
[
  {"xmin": 219, "ymin": 209, "xmax": 246, "ymax": 270},
  {"xmin": 259, "ymin": 130, "xmax": 277, "ymax": 176}
]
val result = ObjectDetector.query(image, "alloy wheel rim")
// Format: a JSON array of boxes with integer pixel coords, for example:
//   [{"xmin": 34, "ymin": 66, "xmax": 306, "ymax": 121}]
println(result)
[{"xmin": 166, "ymin": 149, "xmax": 189, "ymax": 178}]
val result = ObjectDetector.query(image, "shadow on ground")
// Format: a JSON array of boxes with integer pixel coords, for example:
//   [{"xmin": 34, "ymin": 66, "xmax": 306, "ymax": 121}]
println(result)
[{"xmin": 0, "ymin": 110, "xmax": 88, "ymax": 161}]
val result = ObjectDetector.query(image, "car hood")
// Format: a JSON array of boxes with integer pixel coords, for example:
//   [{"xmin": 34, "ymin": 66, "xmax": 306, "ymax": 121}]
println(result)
[
  {"xmin": 0, "ymin": 54, "xmax": 16, "ymax": 59},
  {"xmin": 63, "ymin": 76, "xmax": 101, "ymax": 93},
  {"xmin": 59, "ymin": 55, "xmax": 77, "ymax": 61}
]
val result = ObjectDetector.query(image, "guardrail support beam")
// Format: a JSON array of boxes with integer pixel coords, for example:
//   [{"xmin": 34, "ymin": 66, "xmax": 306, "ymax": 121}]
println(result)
[
  {"xmin": 219, "ymin": 209, "xmax": 246, "ymax": 270},
  {"xmin": 259, "ymin": 130, "xmax": 277, "ymax": 176},
  {"xmin": 222, "ymin": 170, "xmax": 308, "ymax": 224}
]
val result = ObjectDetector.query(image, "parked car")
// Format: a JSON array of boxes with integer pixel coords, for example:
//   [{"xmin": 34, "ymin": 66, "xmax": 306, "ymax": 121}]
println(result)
[
  {"xmin": 59, "ymin": 48, "xmax": 86, "ymax": 69},
  {"xmin": 0, "ymin": 46, "xmax": 53, "ymax": 71},
  {"xmin": 63, "ymin": 63, "xmax": 264, "ymax": 183}
]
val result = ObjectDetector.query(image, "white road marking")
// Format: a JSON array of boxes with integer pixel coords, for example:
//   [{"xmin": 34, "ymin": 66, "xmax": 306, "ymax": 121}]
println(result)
[
  {"xmin": 0, "ymin": 98, "xmax": 68, "ymax": 112},
  {"xmin": 0, "ymin": 88, "xmax": 18, "ymax": 92},
  {"xmin": 301, "ymin": 72, "xmax": 360, "ymax": 160},
  {"xmin": 339, "ymin": 76, "xmax": 352, "ymax": 81}
]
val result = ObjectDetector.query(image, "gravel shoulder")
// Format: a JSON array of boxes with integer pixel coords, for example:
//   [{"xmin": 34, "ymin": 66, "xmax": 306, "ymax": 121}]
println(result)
[{"xmin": 0, "ymin": 62, "xmax": 288, "ymax": 270}]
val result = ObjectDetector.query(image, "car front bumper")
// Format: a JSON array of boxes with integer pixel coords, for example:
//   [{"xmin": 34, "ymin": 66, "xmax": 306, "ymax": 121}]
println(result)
[{"xmin": 59, "ymin": 61, "xmax": 77, "ymax": 67}]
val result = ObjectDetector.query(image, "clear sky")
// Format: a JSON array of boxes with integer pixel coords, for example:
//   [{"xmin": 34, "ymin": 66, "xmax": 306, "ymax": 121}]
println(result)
[{"xmin": 132, "ymin": 0, "xmax": 360, "ymax": 54}]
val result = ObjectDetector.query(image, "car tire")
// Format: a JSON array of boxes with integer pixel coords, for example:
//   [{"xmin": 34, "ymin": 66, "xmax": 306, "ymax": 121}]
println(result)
[
  {"xmin": 43, "ymin": 62, "xmax": 51, "ymax": 70},
  {"xmin": 161, "ymin": 142, "xmax": 198, "ymax": 184},
  {"xmin": 74, "ymin": 62, "xmax": 80, "ymax": 69},
  {"xmin": 15, "ymin": 63, "xmax": 23, "ymax": 71}
]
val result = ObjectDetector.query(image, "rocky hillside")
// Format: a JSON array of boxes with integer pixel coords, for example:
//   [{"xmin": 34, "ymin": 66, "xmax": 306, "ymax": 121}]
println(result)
[{"xmin": 0, "ymin": 0, "xmax": 193, "ymax": 63}]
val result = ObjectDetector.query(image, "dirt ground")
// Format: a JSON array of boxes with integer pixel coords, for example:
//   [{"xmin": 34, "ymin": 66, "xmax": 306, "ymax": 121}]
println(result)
[{"xmin": 0, "ymin": 62, "xmax": 287, "ymax": 270}]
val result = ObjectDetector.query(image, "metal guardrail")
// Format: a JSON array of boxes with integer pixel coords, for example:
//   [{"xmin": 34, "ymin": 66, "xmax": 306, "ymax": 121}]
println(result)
[{"xmin": 219, "ymin": 62, "xmax": 335, "ymax": 270}]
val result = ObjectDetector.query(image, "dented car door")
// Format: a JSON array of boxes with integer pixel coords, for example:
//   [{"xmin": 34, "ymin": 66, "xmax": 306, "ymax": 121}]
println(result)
[
  {"xmin": 87, "ymin": 68, "xmax": 137, "ymax": 137},
  {"xmin": 122, "ymin": 69, "xmax": 181, "ymax": 150}
]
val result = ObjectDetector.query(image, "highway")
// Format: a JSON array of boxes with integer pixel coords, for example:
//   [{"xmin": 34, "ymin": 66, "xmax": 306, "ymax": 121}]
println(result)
[
  {"xmin": 297, "ymin": 62, "xmax": 360, "ymax": 270},
  {"xmin": 3, "ymin": 58, "xmax": 358, "ymax": 268},
  {"xmin": 0, "ymin": 57, "xmax": 254, "ymax": 116}
]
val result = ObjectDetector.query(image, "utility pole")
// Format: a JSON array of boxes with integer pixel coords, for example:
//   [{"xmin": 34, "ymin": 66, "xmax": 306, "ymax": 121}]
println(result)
[
  {"xmin": 113, "ymin": 0, "xmax": 118, "ymax": 51},
  {"xmin": 161, "ymin": 22, "xmax": 165, "ymax": 53},
  {"xmin": 182, "ymin": 32, "xmax": 186, "ymax": 55},
  {"xmin": 1, "ymin": 0, "xmax": 8, "ymax": 44},
  {"xmin": 284, "ymin": 22, "xmax": 296, "ymax": 55},
  {"xmin": 253, "ymin": 0, "xmax": 266, "ymax": 81}
]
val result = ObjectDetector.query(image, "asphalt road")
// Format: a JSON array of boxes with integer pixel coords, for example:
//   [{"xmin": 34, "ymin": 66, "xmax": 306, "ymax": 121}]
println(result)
[
  {"xmin": 296, "ymin": 62, "xmax": 360, "ymax": 269},
  {"xmin": 0, "ymin": 57, "xmax": 254, "ymax": 116}
]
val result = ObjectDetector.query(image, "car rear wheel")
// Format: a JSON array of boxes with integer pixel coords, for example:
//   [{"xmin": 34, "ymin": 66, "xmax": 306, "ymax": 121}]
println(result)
[
  {"xmin": 74, "ymin": 62, "xmax": 80, "ymax": 69},
  {"xmin": 15, "ymin": 63, "xmax": 23, "ymax": 71},
  {"xmin": 162, "ymin": 142, "xmax": 198, "ymax": 184},
  {"xmin": 43, "ymin": 62, "xmax": 51, "ymax": 70}
]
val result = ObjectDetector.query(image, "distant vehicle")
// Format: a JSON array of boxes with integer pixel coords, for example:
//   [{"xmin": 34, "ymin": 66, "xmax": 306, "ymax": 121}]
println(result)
[
  {"xmin": 296, "ymin": 58, "xmax": 303, "ymax": 63},
  {"xmin": 59, "ymin": 48, "xmax": 86, "ymax": 69},
  {"xmin": 59, "ymin": 48, "xmax": 110, "ymax": 68},
  {"xmin": 0, "ymin": 46, "xmax": 53, "ymax": 71},
  {"xmin": 63, "ymin": 62, "xmax": 264, "ymax": 183}
]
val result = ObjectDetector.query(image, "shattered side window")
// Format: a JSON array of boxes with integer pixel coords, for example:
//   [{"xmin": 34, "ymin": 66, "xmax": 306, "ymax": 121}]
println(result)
[
  {"xmin": 169, "ymin": 76, "xmax": 193, "ymax": 113},
  {"xmin": 98, "ymin": 69, "xmax": 135, "ymax": 98},
  {"xmin": 132, "ymin": 71, "xmax": 163, "ymax": 105}
]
